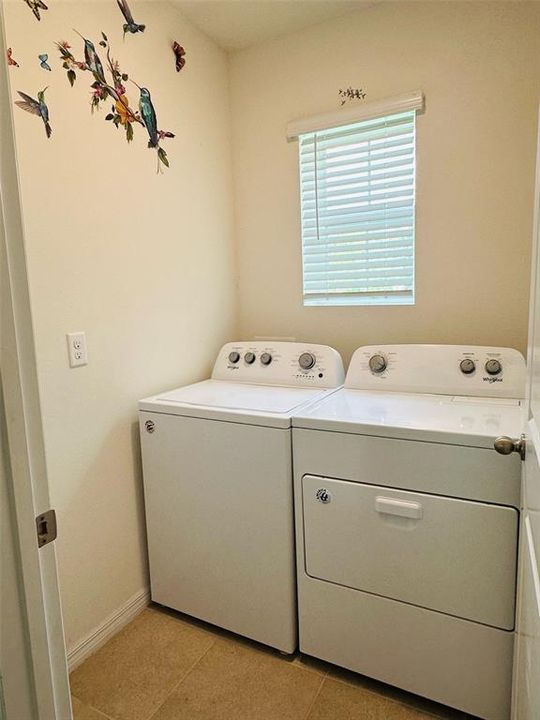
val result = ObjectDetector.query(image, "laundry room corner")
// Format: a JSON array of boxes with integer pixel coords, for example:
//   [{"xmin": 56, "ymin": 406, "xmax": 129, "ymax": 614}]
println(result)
[{"xmin": 2, "ymin": 0, "xmax": 238, "ymax": 658}]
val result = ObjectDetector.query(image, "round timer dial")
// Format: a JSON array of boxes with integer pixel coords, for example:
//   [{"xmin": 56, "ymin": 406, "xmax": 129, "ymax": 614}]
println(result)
[
  {"xmin": 369, "ymin": 354, "xmax": 387, "ymax": 374},
  {"xmin": 298, "ymin": 352, "xmax": 316, "ymax": 371},
  {"xmin": 459, "ymin": 358, "xmax": 476, "ymax": 375},
  {"xmin": 485, "ymin": 359, "xmax": 502, "ymax": 376}
]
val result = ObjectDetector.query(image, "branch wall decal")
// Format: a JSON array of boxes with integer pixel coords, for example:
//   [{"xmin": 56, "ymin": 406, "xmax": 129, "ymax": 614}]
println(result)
[{"xmin": 57, "ymin": 32, "xmax": 175, "ymax": 172}]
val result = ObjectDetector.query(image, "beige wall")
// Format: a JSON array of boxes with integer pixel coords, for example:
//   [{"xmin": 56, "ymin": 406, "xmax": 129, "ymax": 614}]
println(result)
[
  {"xmin": 229, "ymin": 1, "xmax": 540, "ymax": 363},
  {"xmin": 4, "ymin": 0, "xmax": 237, "ymax": 648}
]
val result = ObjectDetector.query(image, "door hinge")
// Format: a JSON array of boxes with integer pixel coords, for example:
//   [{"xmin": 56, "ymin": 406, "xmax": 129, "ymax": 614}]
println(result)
[{"xmin": 36, "ymin": 509, "xmax": 57, "ymax": 548}]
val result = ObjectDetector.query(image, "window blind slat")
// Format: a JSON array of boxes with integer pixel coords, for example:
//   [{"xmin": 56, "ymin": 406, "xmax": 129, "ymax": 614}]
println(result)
[
  {"xmin": 300, "ymin": 109, "xmax": 416, "ymax": 306},
  {"xmin": 300, "ymin": 139, "xmax": 415, "ymax": 167},
  {"xmin": 302, "ymin": 198, "xmax": 414, "ymax": 221},
  {"xmin": 300, "ymin": 168, "xmax": 414, "ymax": 193},
  {"xmin": 301, "ymin": 180, "xmax": 414, "ymax": 203}
]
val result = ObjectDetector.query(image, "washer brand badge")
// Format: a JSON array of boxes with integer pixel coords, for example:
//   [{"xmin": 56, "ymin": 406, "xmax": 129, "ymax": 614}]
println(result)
[
  {"xmin": 483, "ymin": 376, "xmax": 503, "ymax": 384},
  {"xmin": 145, "ymin": 420, "xmax": 155, "ymax": 434},
  {"xmin": 316, "ymin": 488, "xmax": 331, "ymax": 504}
]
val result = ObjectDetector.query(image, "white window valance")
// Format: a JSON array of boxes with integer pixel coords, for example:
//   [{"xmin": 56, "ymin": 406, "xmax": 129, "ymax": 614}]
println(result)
[{"xmin": 287, "ymin": 90, "xmax": 424, "ymax": 141}]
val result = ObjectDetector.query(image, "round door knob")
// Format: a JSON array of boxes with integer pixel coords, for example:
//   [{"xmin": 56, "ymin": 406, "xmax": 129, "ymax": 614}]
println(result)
[
  {"xmin": 369, "ymin": 354, "xmax": 387, "ymax": 374},
  {"xmin": 493, "ymin": 436, "xmax": 514, "ymax": 455},
  {"xmin": 485, "ymin": 359, "xmax": 502, "ymax": 376},
  {"xmin": 494, "ymin": 435, "xmax": 526, "ymax": 460},
  {"xmin": 244, "ymin": 352, "xmax": 256, "ymax": 364},
  {"xmin": 228, "ymin": 351, "xmax": 240, "ymax": 364},
  {"xmin": 260, "ymin": 352, "xmax": 272, "ymax": 366},
  {"xmin": 460, "ymin": 358, "xmax": 476, "ymax": 375},
  {"xmin": 299, "ymin": 352, "xmax": 316, "ymax": 370}
]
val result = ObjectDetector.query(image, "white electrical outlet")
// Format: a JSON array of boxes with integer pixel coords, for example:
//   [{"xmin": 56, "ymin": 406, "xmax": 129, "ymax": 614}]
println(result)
[{"xmin": 67, "ymin": 332, "xmax": 88, "ymax": 368}]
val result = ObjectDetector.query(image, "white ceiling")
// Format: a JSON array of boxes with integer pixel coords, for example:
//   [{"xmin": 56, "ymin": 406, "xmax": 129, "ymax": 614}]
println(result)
[{"xmin": 173, "ymin": 0, "xmax": 371, "ymax": 52}]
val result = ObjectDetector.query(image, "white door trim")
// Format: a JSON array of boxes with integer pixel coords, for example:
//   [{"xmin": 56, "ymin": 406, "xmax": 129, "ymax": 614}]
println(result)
[
  {"xmin": 0, "ymin": 5, "xmax": 71, "ymax": 719},
  {"xmin": 511, "ymin": 106, "xmax": 540, "ymax": 719}
]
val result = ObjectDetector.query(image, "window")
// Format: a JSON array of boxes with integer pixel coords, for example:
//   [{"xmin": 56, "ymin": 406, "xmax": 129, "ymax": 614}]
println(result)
[{"xmin": 291, "ymin": 95, "xmax": 422, "ymax": 307}]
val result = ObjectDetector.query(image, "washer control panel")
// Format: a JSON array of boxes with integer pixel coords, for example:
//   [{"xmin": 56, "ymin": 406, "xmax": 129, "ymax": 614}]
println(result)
[
  {"xmin": 346, "ymin": 345, "xmax": 525, "ymax": 398},
  {"xmin": 212, "ymin": 341, "xmax": 345, "ymax": 388}
]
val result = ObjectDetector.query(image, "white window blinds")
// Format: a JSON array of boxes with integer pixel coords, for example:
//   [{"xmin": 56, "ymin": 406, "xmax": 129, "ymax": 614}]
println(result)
[{"xmin": 298, "ymin": 109, "xmax": 417, "ymax": 306}]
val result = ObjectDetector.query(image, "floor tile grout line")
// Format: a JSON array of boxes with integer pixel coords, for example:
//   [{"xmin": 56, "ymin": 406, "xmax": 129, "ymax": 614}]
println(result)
[
  {"xmin": 144, "ymin": 637, "xmax": 218, "ymax": 720},
  {"xmin": 302, "ymin": 674, "xmax": 327, "ymax": 720},
  {"xmin": 71, "ymin": 694, "xmax": 116, "ymax": 720},
  {"xmin": 290, "ymin": 659, "xmax": 330, "ymax": 680}
]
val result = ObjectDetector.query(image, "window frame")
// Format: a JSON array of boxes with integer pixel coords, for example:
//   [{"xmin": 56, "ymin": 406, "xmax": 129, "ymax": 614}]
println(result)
[{"xmin": 287, "ymin": 91, "xmax": 423, "ymax": 309}]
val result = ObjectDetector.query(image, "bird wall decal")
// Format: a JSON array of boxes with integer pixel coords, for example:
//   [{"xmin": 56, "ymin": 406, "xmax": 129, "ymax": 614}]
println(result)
[
  {"xmin": 116, "ymin": 0, "xmax": 145, "ymax": 37},
  {"xmin": 23, "ymin": 0, "xmax": 48, "ymax": 21},
  {"xmin": 73, "ymin": 30, "xmax": 106, "ymax": 85},
  {"xmin": 15, "ymin": 87, "xmax": 51, "ymax": 138},
  {"xmin": 131, "ymin": 79, "xmax": 173, "ymax": 171},
  {"xmin": 137, "ymin": 85, "xmax": 158, "ymax": 148}
]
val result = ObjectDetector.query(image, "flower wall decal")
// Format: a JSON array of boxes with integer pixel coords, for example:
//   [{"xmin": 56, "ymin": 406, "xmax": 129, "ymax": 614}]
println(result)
[{"xmin": 338, "ymin": 86, "xmax": 366, "ymax": 106}]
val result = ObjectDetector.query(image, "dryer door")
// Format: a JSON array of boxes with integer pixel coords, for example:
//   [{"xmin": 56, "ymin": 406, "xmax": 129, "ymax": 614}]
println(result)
[{"xmin": 302, "ymin": 474, "xmax": 518, "ymax": 630}]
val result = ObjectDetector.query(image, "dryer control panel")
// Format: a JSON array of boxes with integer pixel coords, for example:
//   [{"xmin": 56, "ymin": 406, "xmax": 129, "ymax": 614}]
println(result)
[
  {"xmin": 212, "ymin": 341, "xmax": 345, "ymax": 389},
  {"xmin": 345, "ymin": 345, "xmax": 525, "ymax": 398}
]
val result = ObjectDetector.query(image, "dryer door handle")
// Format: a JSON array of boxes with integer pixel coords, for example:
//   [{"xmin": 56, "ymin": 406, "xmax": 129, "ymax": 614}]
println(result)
[{"xmin": 375, "ymin": 496, "xmax": 423, "ymax": 520}]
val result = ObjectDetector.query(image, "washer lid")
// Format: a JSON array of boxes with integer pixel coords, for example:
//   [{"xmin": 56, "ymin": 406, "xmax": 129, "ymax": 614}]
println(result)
[
  {"xmin": 139, "ymin": 379, "xmax": 336, "ymax": 428},
  {"xmin": 292, "ymin": 389, "xmax": 525, "ymax": 448}
]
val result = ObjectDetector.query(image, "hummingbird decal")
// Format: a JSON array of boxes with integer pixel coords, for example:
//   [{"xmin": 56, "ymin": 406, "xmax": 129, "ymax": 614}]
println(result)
[
  {"xmin": 15, "ymin": 87, "xmax": 51, "ymax": 139},
  {"xmin": 132, "ymin": 80, "xmax": 172, "ymax": 170},
  {"xmin": 137, "ymin": 85, "xmax": 158, "ymax": 148},
  {"xmin": 73, "ymin": 30, "xmax": 106, "ymax": 85},
  {"xmin": 23, "ymin": 0, "xmax": 48, "ymax": 21},
  {"xmin": 116, "ymin": 0, "xmax": 145, "ymax": 37}
]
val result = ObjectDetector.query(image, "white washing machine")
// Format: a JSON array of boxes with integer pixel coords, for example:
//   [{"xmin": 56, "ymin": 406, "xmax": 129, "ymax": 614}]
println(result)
[
  {"xmin": 292, "ymin": 345, "xmax": 525, "ymax": 720},
  {"xmin": 139, "ymin": 341, "xmax": 344, "ymax": 653}
]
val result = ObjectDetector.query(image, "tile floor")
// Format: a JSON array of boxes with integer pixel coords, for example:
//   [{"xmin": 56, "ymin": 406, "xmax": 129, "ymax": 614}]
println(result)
[{"xmin": 70, "ymin": 605, "xmax": 476, "ymax": 720}]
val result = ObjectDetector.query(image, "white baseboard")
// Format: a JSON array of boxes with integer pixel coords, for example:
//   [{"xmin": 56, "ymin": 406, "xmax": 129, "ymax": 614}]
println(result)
[{"xmin": 67, "ymin": 587, "xmax": 150, "ymax": 671}]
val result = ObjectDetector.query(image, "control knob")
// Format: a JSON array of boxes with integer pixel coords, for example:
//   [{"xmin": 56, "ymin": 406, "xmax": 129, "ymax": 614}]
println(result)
[
  {"xmin": 460, "ymin": 358, "xmax": 475, "ymax": 375},
  {"xmin": 369, "ymin": 354, "xmax": 387, "ymax": 374},
  {"xmin": 260, "ymin": 352, "xmax": 272, "ymax": 366},
  {"xmin": 228, "ymin": 351, "xmax": 240, "ymax": 364},
  {"xmin": 244, "ymin": 352, "xmax": 256, "ymax": 364},
  {"xmin": 298, "ymin": 352, "xmax": 316, "ymax": 371},
  {"xmin": 485, "ymin": 359, "xmax": 502, "ymax": 376}
]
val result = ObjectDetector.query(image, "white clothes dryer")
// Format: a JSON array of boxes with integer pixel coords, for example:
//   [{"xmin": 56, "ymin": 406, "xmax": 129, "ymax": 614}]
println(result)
[
  {"xmin": 292, "ymin": 345, "xmax": 525, "ymax": 719},
  {"xmin": 139, "ymin": 341, "xmax": 344, "ymax": 653}
]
